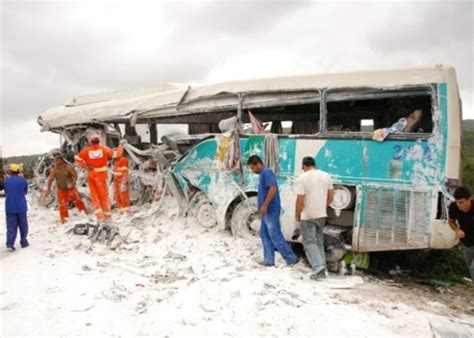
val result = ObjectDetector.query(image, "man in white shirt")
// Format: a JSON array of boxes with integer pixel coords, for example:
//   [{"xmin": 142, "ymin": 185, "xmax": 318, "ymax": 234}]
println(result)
[{"xmin": 295, "ymin": 156, "xmax": 334, "ymax": 280}]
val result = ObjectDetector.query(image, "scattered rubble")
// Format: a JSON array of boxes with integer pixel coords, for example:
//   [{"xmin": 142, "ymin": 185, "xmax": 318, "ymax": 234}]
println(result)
[{"xmin": 1, "ymin": 195, "xmax": 473, "ymax": 336}]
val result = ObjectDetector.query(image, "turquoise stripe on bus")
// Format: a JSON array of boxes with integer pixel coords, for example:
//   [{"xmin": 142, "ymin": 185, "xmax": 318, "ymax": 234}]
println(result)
[
  {"xmin": 315, "ymin": 139, "xmax": 438, "ymax": 186},
  {"xmin": 438, "ymin": 83, "xmax": 448, "ymax": 183}
]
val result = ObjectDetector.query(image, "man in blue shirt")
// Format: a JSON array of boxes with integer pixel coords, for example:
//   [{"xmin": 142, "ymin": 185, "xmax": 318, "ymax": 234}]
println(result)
[
  {"xmin": 247, "ymin": 155, "xmax": 298, "ymax": 266},
  {"xmin": 4, "ymin": 164, "xmax": 29, "ymax": 251}
]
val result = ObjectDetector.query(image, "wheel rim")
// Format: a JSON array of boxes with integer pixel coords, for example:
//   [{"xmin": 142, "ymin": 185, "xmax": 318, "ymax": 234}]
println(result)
[
  {"xmin": 231, "ymin": 196, "xmax": 260, "ymax": 238},
  {"xmin": 189, "ymin": 192, "xmax": 217, "ymax": 228},
  {"xmin": 196, "ymin": 202, "xmax": 217, "ymax": 228},
  {"xmin": 246, "ymin": 212, "xmax": 260, "ymax": 236}
]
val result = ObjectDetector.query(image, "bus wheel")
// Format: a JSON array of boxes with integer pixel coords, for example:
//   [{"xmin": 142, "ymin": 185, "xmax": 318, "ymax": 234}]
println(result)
[
  {"xmin": 230, "ymin": 196, "xmax": 260, "ymax": 239},
  {"xmin": 188, "ymin": 191, "xmax": 217, "ymax": 229}
]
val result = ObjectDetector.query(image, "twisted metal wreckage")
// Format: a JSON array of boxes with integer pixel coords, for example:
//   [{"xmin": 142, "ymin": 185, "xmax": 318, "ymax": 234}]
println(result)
[
  {"xmin": 32, "ymin": 125, "xmax": 198, "ymax": 249},
  {"xmin": 35, "ymin": 66, "xmax": 462, "ymax": 270},
  {"xmin": 33, "ymin": 82, "xmax": 241, "ymax": 249}
]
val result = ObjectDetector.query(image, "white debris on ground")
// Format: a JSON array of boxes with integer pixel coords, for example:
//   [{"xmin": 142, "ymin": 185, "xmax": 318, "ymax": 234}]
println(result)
[{"xmin": 1, "ymin": 195, "xmax": 473, "ymax": 336}]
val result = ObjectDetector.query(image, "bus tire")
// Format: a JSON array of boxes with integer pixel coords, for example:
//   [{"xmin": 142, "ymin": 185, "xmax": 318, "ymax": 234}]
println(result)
[
  {"xmin": 188, "ymin": 191, "xmax": 217, "ymax": 229},
  {"xmin": 230, "ymin": 196, "xmax": 260, "ymax": 239}
]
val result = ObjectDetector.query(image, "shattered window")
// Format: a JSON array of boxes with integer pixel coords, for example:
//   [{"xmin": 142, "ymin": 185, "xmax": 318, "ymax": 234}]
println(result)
[
  {"xmin": 157, "ymin": 124, "xmax": 188, "ymax": 137},
  {"xmin": 135, "ymin": 124, "xmax": 151, "ymax": 143},
  {"xmin": 241, "ymin": 91, "xmax": 321, "ymax": 135},
  {"xmin": 243, "ymin": 105, "xmax": 320, "ymax": 135},
  {"xmin": 325, "ymin": 86, "xmax": 434, "ymax": 136}
]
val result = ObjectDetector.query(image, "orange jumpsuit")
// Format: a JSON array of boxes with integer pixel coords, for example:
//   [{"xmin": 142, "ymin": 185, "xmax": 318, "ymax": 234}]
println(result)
[
  {"xmin": 113, "ymin": 156, "xmax": 130, "ymax": 211},
  {"xmin": 49, "ymin": 163, "xmax": 87, "ymax": 223},
  {"xmin": 75, "ymin": 144, "xmax": 122, "ymax": 221},
  {"xmin": 57, "ymin": 188, "xmax": 87, "ymax": 222}
]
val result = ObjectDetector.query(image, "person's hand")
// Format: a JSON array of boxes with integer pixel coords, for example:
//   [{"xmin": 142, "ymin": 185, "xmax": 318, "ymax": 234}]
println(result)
[
  {"xmin": 372, "ymin": 128, "xmax": 387, "ymax": 142},
  {"xmin": 456, "ymin": 229, "xmax": 465, "ymax": 239},
  {"xmin": 259, "ymin": 205, "xmax": 268, "ymax": 215},
  {"xmin": 291, "ymin": 228, "xmax": 301, "ymax": 241},
  {"xmin": 120, "ymin": 182, "xmax": 127, "ymax": 193},
  {"xmin": 295, "ymin": 214, "xmax": 301, "ymax": 222}
]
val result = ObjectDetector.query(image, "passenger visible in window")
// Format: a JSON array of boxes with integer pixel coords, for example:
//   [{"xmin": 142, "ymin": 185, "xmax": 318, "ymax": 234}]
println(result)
[
  {"xmin": 372, "ymin": 109, "xmax": 423, "ymax": 142},
  {"xmin": 404, "ymin": 109, "xmax": 424, "ymax": 132}
]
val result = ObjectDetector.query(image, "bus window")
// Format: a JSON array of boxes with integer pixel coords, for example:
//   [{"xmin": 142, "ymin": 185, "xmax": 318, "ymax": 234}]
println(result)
[
  {"xmin": 241, "ymin": 91, "xmax": 321, "ymax": 135},
  {"xmin": 266, "ymin": 121, "xmax": 293, "ymax": 134},
  {"xmin": 135, "ymin": 124, "xmax": 151, "ymax": 143},
  {"xmin": 157, "ymin": 124, "xmax": 188, "ymax": 137},
  {"xmin": 242, "ymin": 103, "xmax": 320, "ymax": 135},
  {"xmin": 326, "ymin": 86, "xmax": 434, "ymax": 135},
  {"xmin": 189, "ymin": 123, "xmax": 219, "ymax": 134}
]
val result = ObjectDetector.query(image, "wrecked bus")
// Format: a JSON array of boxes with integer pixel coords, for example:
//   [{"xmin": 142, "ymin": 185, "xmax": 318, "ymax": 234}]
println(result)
[{"xmin": 38, "ymin": 65, "xmax": 462, "ymax": 252}]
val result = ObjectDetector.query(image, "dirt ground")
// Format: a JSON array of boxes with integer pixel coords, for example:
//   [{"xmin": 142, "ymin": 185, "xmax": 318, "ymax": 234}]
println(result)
[{"xmin": 1, "ymin": 195, "xmax": 473, "ymax": 336}]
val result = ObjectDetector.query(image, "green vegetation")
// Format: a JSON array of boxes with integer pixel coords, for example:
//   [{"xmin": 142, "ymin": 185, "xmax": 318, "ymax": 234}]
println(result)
[
  {"xmin": 462, "ymin": 119, "xmax": 474, "ymax": 132},
  {"xmin": 462, "ymin": 119, "xmax": 474, "ymax": 189},
  {"xmin": 370, "ymin": 247, "xmax": 469, "ymax": 283},
  {"xmin": 2, "ymin": 154, "xmax": 44, "ymax": 179}
]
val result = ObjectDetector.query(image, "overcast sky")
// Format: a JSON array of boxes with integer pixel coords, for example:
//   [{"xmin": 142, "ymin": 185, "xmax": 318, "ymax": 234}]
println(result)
[{"xmin": 1, "ymin": 0, "xmax": 473, "ymax": 157}]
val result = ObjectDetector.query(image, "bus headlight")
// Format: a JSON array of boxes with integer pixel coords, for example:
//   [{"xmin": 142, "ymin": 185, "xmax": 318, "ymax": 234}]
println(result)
[{"xmin": 330, "ymin": 185, "xmax": 355, "ymax": 213}]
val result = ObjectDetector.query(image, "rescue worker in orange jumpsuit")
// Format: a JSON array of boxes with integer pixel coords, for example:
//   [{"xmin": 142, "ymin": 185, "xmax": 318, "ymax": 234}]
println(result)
[
  {"xmin": 113, "ymin": 153, "xmax": 131, "ymax": 211},
  {"xmin": 74, "ymin": 134, "xmax": 123, "ymax": 222},
  {"xmin": 46, "ymin": 154, "xmax": 88, "ymax": 223}
]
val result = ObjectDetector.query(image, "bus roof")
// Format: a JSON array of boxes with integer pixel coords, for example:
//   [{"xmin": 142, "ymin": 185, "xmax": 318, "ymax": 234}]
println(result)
[
  {"xmin": 38, "ymin": 64, "xmax": 457, "ymax": 130},
  {"xmin": 69, "ymin": 83, "xmax": 188, "ymax": 106},
  {"xmin": 184, "ymin": 64, "xmax": 453, "ymax": 101}
]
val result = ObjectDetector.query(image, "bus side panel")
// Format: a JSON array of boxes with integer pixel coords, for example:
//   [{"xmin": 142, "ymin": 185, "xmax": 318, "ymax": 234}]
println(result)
[
  {"xmin": 241, "ymin": 135, "xmax": 299, "ymax": 239},
  {"xmin": 172, "ymin": 138, "xmax": 244, "ymax": 226},
  {"xmin": 313, "ymin": 139, "xmax": 439, "ymax": 186},
  {"xmin": 300, "ymin": 138, "xmax": 439, "ymax": 251}
]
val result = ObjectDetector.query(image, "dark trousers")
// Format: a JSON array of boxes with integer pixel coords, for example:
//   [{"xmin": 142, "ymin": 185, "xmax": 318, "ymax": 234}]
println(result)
[
  {"xmin": 461, "ymin": 244, "xmax": 474, "ymax": 280},
  {"xmin": 6, "ymin": 212, "xmax": 29, "ymax": 247}
]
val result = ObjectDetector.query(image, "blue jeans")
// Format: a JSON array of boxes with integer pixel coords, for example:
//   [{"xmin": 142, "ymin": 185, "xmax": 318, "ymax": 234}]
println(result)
[
  {"xmin": 260, "ymin": 210, "xmax": 297, "ymax": 265},
  {"xmin": 301, "ymin": 218, "xmax": 326, "ymax": 270},
  {"xmin": 6, "ymin": 212, "xmax": 29, "ymax": 247}
]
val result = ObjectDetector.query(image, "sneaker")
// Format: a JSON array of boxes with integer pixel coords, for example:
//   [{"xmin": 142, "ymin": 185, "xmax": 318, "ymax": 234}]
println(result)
[
  {"xmin": 310, "ymin": 266, "xmax": 327, "ymax": 281},
  {"xmin": 21, "ymin": 243, "xmax": 30, "ymax": 248},
  {"xmin": 7, "ymin": 246, "xmax": 16, "ymax": 252},
  {"xmin": 257, "ymin": 260, "xmax": 274, "ymax": 267},
  {"xmin": 288, "ymin": 257, "xmax": 300, "ymax": 266}
]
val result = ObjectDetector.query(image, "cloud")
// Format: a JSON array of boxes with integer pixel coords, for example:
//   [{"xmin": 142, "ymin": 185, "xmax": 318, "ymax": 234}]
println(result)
[
  {"xmin": 1, "ymin": 120, "xmax": 59, "ymax": 157},
  {"xmin": 1, "ymin": 1, "xmax": 472, "ymax": 156},
  {"xmin": 368, "ymin": 2, "xmax": 472, "ymax": 52},
  {"xmin": 367, "ymin": 2, "xmax": 473, "ymax": 90}
]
